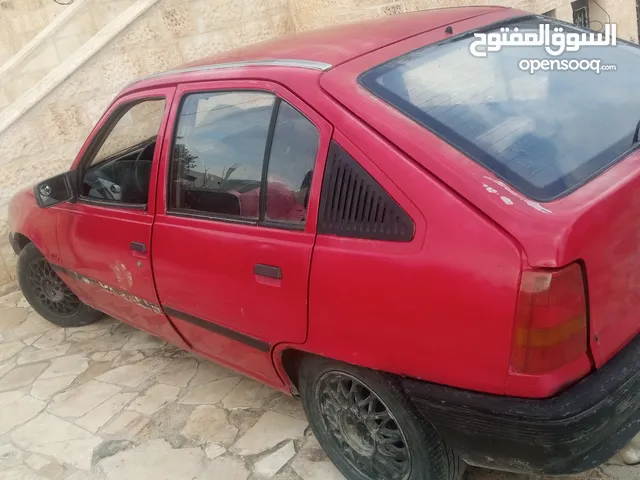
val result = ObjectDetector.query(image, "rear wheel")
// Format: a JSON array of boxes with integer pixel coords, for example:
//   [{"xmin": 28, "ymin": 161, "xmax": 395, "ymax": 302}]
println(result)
[
  {"xmin": 17, "ymin": 243, "xmax": 102, "ymax": 327},
  {"xmin": 299, "ymin": 356, "xmax": 464, "ymax": 480}
]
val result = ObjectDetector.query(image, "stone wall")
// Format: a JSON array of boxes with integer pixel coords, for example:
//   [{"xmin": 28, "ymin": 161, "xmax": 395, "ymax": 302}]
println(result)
[
  {"xmin": 589, "ymin": 0, "xmax": 638, "ymax": 42},
  {"xmin": 0, "ymin": 0, "xmax": 140, "ymax": 112},
  {"xmin": 0, "ymin": 0, "xmax": 638, "ymax": 291},
  {"xmin": 0, "ymin": 0, "xmax": 293, "ymax": 291},
  {"xmin": 290, "ymin": 0, "xmax": 638, "ymax": 39},
  {"xmin": 0, "ymin": 0, "xmax": 149, "ymax": 67},
  {"xmin": 0, "ymin": 0, "xmax": 63, "ymax": 65}
]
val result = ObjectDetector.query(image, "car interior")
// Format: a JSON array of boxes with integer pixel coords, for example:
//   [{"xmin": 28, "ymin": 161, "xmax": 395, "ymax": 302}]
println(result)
[{"xmin": 81, "ymin": 136, "xmax": 157, "ymax": 205}]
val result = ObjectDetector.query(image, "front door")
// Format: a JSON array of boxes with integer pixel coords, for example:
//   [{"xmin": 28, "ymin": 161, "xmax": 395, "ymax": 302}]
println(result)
[
  {"xmin": 55, "ymin": 87, "xmax": 188, "ymax": 349},
  {"xmin": 152, "ymin": 80, "xmax": 332, "ymax": 385}
]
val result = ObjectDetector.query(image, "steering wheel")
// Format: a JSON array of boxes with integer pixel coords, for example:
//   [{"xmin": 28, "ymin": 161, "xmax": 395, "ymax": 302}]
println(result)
[
  {"xmin": 83, "ymin": 178, "xmax": 117, "ymax": 200},
  {"xmin": 133, "ymin": 142, "xmax": 155, "ymax": 196}
]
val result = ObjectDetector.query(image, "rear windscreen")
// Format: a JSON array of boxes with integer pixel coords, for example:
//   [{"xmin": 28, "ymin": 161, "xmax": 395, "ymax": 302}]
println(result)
[{"xmin": 360, "ymin": 16, "xmax": 640, "ymax": 201}]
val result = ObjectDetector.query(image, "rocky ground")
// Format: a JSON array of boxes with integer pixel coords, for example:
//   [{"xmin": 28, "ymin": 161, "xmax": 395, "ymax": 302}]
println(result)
[{"xmin": 0, "ymin": 290, "xmax": 638, "ymax": 480}]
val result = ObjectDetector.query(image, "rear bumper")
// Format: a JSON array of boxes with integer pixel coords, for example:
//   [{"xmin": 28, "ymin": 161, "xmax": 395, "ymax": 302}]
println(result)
[{"xmin": 402, "ymin": 333, "xmax": 640, "ymax": 474}]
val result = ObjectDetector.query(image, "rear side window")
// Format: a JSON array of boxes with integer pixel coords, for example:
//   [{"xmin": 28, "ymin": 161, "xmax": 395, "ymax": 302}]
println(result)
[
  {"xmin": 169, "ymin": 90, "xmax": 320, "ymax": 226},
  {"xmin": 265, "ymin": 101, "xmax": 319, "ymax": 225},
  {"xmin": 170, "ymin": 91, "xmax": 275, "ymax": 219},
  {"xmin": 360, "ymin": 17, "xmax": 640, "ymax": 201}
]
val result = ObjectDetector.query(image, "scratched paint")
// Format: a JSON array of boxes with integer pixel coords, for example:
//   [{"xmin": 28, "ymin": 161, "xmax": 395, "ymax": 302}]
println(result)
[
  {"xmin": 483, "ymin": 177, "xmax": 552, "ymax": 214},
  {"xmin": 52, "ymin": 265, "xmax": 162, "ymax": 314},
  {"xmin": 111, "ymin": 262, "xmax": 133, "ymax": 290},
  {"xmin": 483, "ymin": 184, "xmax": 513, "ymax": 206}
]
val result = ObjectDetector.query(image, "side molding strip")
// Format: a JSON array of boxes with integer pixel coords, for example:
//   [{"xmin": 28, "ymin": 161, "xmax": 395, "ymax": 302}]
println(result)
[{"xmin": 163, "ymin": 306, "xmax": 271, "ymax": 353}]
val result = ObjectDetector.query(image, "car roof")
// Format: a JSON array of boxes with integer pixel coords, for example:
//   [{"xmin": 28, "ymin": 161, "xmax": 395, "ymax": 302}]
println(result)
[
  {"xmin": 183, "ymin": 6, "xmax": 508, "ymax": 69},
  {"xmin": 125, "ymin": 6, "xmax": 510, "ymax": 92}
]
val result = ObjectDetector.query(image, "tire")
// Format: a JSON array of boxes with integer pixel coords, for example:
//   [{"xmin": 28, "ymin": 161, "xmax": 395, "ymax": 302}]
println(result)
[
  {"xmin": 17, "ymin": 243, "xmax": 102, "ymax": 327},
  {"xmin": 299, "ymin": 356, "xmax": 465, "ymax": 480}
]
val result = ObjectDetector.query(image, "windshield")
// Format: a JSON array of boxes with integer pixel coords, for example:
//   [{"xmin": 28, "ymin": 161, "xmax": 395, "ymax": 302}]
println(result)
[{"xmin": 360, "ymin": 16, "xmax": 640, "ymax": 201}]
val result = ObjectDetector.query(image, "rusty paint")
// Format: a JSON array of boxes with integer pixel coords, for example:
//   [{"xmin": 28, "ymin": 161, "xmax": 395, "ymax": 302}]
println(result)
[
  {"xmin": 51, "ymin": 264, "xmax": 162, "ymax": 314},
  {"xmin": 110, "ymin": 262, "xmax": 133, "ymax": 290}
]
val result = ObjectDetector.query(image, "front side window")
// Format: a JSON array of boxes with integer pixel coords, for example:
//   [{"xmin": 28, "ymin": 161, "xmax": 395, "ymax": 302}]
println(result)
[
  {"xmin": 360, "ymin": 17, "xmax": 640, "ymax": 201},
  {"xmin": 81, "ymin": 98, "xmax": 166, "ymax": 205},
  {"xmin": 169, "ymin": 90, "xmax": 320, "ymax": 226}
]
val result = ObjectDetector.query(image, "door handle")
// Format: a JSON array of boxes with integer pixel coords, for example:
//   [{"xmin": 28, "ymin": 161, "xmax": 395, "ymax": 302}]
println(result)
[
  {"xmin": 254, "ymin": 264, "xmax": 282, "ymax": 279},
  {"xmin": 130, "ymin": 241, "xmax": 147, "ymax": 253}
]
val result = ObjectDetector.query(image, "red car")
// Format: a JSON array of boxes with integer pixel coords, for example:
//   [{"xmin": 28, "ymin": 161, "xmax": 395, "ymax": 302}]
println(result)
[{"xmin": 7, "ymin": 6, "xmax": 640, "ymax": 480}]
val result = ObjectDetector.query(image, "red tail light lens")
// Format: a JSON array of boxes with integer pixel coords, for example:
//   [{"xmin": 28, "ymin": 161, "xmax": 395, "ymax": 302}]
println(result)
[{"xmin": 511, "ymin": 263, "xmax": 588, "ymax": 375}]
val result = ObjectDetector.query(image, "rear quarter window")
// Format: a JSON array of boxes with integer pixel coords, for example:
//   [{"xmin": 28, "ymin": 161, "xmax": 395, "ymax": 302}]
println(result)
[{"xmin": 360, "ymin": 16, "xmax": 640, "ymax": 201}]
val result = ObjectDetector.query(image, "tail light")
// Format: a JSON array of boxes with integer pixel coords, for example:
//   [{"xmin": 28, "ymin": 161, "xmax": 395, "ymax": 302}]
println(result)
[{"xmin": 511, "ymin": 263, "xmax": 588, "ymax": 375}]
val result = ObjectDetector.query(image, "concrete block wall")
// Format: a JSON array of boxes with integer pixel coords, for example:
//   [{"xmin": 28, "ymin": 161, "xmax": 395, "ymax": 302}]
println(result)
[{"xmin": 0, "ymin": 0, "xmax": 637, "ymax": 292}]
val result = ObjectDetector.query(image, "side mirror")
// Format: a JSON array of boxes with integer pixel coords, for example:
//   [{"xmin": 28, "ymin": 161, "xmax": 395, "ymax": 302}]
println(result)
[{"xmin": 35, "ymin": 172, "xmax": 75, "ymax": 208}]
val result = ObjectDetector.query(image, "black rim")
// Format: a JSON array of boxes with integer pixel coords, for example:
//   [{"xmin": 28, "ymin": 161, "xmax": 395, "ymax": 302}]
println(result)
[
  {"xmin": 28, "ymin": 258, "xmax": 82, "ymax": 317},
  {"xmin": 316, "ymin": 371, "xmax": 412, "ymax": 480}
]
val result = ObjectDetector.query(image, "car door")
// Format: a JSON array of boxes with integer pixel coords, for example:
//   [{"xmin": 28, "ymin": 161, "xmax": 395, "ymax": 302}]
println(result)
[
  {"xmin": 152, "ymin": 80, "xmax": 332, "ymax": 385},
  {"xmin": 55, "ymin": 87, "xmax": 189, "ymax": 349}
]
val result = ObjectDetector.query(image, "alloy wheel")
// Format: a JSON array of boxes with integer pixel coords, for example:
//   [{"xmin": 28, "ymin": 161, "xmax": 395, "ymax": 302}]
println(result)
[
  {"xmin": 27, "ymin": 258, "xmax": 82, "ymax": 317},
  {"xmin": 316, "ymin": 371, "xmax": 412, "ymax": 480}
]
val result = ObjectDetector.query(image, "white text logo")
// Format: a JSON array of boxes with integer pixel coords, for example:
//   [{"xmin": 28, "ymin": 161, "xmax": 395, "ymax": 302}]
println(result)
[{"xmin": 469, "ymin": 23, "xmax": 617, "ymax": 58}]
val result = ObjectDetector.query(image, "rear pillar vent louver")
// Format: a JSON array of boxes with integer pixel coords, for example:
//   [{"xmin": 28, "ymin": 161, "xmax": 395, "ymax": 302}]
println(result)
[{"xmin": 317, "ymin": 141, "xmax": 414, "ymax": 241}]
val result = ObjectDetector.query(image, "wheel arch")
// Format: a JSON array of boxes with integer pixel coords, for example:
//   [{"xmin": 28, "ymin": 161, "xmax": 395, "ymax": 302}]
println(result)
[
  {"xmin": 12, "ymin": 232, "xmax": 32, "ymax": 254},
  {"xmin": 274, "ymin": 347, "xmax": 327, "ymax": 394}
]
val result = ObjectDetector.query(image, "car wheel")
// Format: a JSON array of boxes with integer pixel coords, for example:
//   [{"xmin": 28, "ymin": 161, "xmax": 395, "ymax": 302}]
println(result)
[
  {"xmin": 299, "ymin": 356, "xmax": 465, "ymax": 480},
  {"xmin": 17, "ymin": 243, "xmax": 102, "ymax": 327}
]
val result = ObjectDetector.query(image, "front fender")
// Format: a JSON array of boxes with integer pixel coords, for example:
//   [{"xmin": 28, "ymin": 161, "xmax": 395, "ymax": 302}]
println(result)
[{"xmin": 8, "ymin": 187, "xmax": 61, "ymax": 264}]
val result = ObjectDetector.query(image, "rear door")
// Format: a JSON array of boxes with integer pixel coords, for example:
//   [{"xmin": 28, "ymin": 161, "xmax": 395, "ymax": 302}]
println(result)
[{"xmin": 152, "ymin": 80, "xmax": 332, "ymax": 384}]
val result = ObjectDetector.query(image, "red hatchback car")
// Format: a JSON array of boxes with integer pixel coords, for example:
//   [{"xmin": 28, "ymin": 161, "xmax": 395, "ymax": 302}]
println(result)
[{"xmin": 7, "ymin": 6, "xmax": 640, "ymax": 480}]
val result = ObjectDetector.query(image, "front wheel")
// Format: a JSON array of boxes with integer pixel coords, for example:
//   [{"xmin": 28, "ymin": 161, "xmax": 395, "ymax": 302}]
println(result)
[
  {"xmin": 17, "ymin": 243, "xmax": 102, "ymax": 327},
  {"xmin": 299, "ymin": 356, "xmax": 465, "ymax": 480}
]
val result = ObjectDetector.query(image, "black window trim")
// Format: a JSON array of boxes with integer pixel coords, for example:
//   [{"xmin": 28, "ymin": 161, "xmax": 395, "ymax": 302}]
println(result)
[
  {"xmin": 259, "ymin": 97, "xmax": 281, "ymax": 223},
  {"xmin": 166, "ymin": 88, "xmax": 316, "ymax": 231},
  {"xmin": 79, "ymin": 198, "xmax": 147, "ymax": 211},
  {"xmin": 76, "ymin": 95, "xmax": 167, "ymax": 210},
  {"xmin": 168, "ymin": 208, "xmax": 257, "ymax": 226},
  {"xmin": 357, "ymin": 14, "xmax": 640, "ymax": 202}
]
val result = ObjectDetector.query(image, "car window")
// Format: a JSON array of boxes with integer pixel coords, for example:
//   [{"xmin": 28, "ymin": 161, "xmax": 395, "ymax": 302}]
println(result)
[
  {"xmin": 170, "ymin": 91, "xmax": 275, "ymax": 219},
  {"xmin": 360, "ymin": 17, "xmax": 640, "ymax": 201},
  {"xmin": 91, "ymin": 100, "xmax": 166, "ymax": 167},
  {"xmin": 81, "ymin": 98, "xmax": 166, "ymax": 205},
  {"xmin": 265, "ymin": 101, "xmax": 319, "ymax": 225}
]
